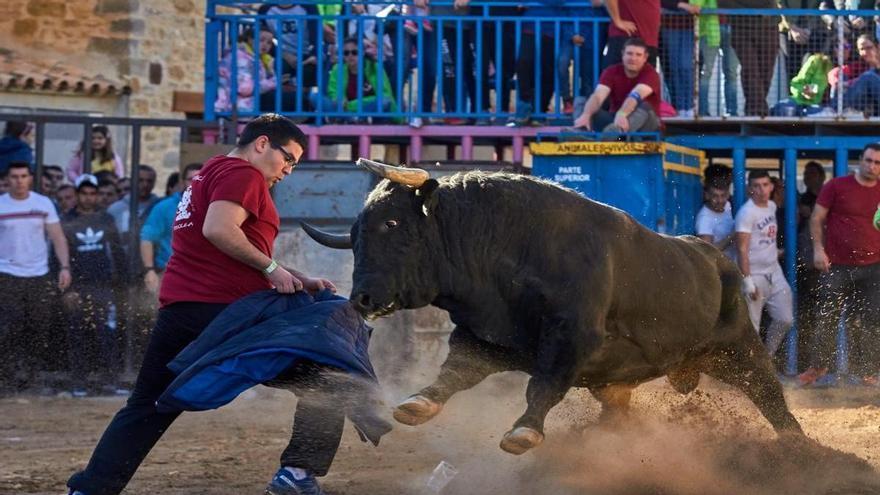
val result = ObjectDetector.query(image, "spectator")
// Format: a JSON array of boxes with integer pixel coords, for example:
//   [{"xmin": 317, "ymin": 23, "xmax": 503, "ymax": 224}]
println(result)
[
  {"xmin": 164, "ymin": 172, "xmax": 180, "ymax": 197},
  {"xmin": 66, "ymin": 125, "xmax": 124, "ymax": 183},
  {"xmin": 0, "ymin": 121, "xmax": 34, "ymax": 174},
  {"xmin": 40, "ymin": 165, "xmax": 65, "ymax": 197},
  {"xmin": 61, "ymin": 174, "xmax": 125, "ymax": 397},
  {"xmin": 693, "ymin": 2, "xmax": 740, "ymax": 116},
  {"xmin": 311, "ymin": 37, "xmax": 399, "ymax": 120},
  {"xmin": 97, "ymin": 180, "xmax": 120, "ymax": 210},
  {"xmin": 828, "ymin": 39, "xmax": 869, "ymax": 102},
  {"xmin": 704, "ymin": 162, "xmax": 734, "ymax": 187},
  {"xmin": 574, "ymin": 38, "xmax": 662, "ymax": 133},
  {"xmin": 735, "ymin": 170, "xmax": 794, "ymax": 357},
  {"xmin": 795, "ymin": 161, "xmax": 826, "ymax": 374},
  {"xmin": 770, "ymin": 176, "xmax": 786, "ymax": 249},
  {"xmin": 118, "ymin": 177, "xmax": 131, "ymax": 197},
  {"xmin": 140, "ymin": 163, "xmax": 203, "ymax": 295},
  {"xmin": 56, "ymin": 184, "xmax": 78, "ymax": 214},
  {"xmin": 259, "ymin": 2, "xmax": 320, "ymax": 102},
  {"xmin": 215, "ymin": 27, "xmax": 288, "ymax": 114},
  {"xmin": 771, "ymin": 52, "xmax": 833, "ymax": 115},
  {"xmin": 107, "ymin": 165, "xmax": 159, "ymax": 246},
  {"xmin": 604, "ymin": 0, "xmax": 660, "ymax": 68},
  {"xmin": 558, "ymin": 1, "xmax": 609, "ymax": 114},
  {"xmin": 696, "ymin": 181, "xmax": 737, "ymax": 260},
  {"xmin": 843, "ymin": 35, "xmax": 880, "ymax": 115},
  {"xmin": 94, "ymin": 170, "xmax": 119, "ymax": 186},
  {"xmin": 718, "ymin": 0, "xmax": 779, "ymax": 116},
  {"xmin": 0, "ymin": 162, "xmax": 71, "ymax": 392},
  {"xmin": 481, "ymin": 2, "xmax": 522, "ymax": 121},
  {"xmin": 509, "ymin": 0, "xmax": 570, "ymax": 126},
  {"xmin": 779, "ymin": 0, "xmax": 831, "ymax": 91},
  {"xmin": 800, "ymin": 143, "xmax": 880, "ymax": 386},
  {"xmin": 660, "ymin": 0, "xmax": 700, "ymax": 117}
]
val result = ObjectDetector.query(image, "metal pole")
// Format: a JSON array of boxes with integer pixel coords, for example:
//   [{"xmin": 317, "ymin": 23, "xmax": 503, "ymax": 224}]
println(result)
[
  {"xmin": 732, "ymin": 146, "xmax": 746, "ymax": 209},
  {"xmin": 783, "ymin": 147, "xmax": 798, "ymax": 375},
  {"xmin": 82, "ymin": 122, "xmax": 93, "ymax": 174},
  {"xmin": 693, "ymin": 14, "xmax": 700, "ymax": 118},
  {"xmin": 834, "ymin": 146, "xmax": 848, "ymax": 177},
  {"xmin": 34, "ymin": 121, "xmax": 45, "ymax": 190},
  {"xmin": 124, "ymin": 124, "xmax": 142, "ymax": 375}
]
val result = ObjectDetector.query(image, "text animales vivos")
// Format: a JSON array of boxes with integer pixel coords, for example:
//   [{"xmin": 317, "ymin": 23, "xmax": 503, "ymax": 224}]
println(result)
[{"xmin": 303, "ymin": 159, "xmax": 802, "ymax": 455}]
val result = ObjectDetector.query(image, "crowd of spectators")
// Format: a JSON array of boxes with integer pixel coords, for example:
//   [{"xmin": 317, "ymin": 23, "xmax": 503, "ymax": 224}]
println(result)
[
  {"xmin": 694, "ymin": 148, "xmax": 880, "ymax": 387},
  {"xmin": 211, "ymin": 0, "xmax": 880, "ymax": 124},
  {"xmin": 0, "ymin": 122, "xmax": 196, "ymax": 396}
]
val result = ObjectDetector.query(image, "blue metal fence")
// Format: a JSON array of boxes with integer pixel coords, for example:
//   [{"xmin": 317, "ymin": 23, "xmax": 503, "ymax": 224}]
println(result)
[{"xmin": 206, "ymin": 1, "xmax": 880, "ymax": 124}]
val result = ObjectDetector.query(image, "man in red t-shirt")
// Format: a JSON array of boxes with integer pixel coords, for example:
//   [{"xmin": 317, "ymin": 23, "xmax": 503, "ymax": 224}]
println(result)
[
  {"xmin": 574, "ymin": 38, "xmax": 661, "ymax": 134},
  {"xmin": 799, "ymin": 142, "xmax": 880, "ymax": 387},
  {"xmin": 68, "ymin": 114, "xmax": 341, "ymax": 495}
]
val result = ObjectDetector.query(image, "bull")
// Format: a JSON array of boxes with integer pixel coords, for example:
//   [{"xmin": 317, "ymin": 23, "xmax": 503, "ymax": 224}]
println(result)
[{"xmin": 302, "ymin": 158, "xmax": 803, "ymax": 455}]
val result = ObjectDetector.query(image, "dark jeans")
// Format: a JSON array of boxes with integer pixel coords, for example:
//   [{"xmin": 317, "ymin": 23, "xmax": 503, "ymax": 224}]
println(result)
[
  {"xmin": 65, "ymin": 285, "xmax": 116, "ymax": 388},
  {"xmin": 809, "ymin": 263, "xmax": 880, "ymax": 376},
  {"xmin": 0, "ymin": 272, "xmax": 57, "ymax": 389},
  {"xmin": 730, "ymin": 17, "xmax": 777, "ymax": 116},
  {"xmin": 591, "ymin": 103, "xmax": 661, "ymax": 133},
  {"xmin": 483, "ymin": 13, "xmax": 520, "ymax": 114},
  {"xmin": 516, "ymin": 33, "xmax": 557, "ymax": 115}
]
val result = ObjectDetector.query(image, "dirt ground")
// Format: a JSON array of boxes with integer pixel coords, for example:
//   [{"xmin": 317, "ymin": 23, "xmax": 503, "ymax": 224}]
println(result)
[{"xmin": 2, "ymin": 372, "xmax": 880, "ymax": 495}]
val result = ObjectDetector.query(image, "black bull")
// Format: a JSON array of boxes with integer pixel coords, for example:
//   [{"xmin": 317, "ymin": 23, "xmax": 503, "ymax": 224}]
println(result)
[{"xmin": 303, "ymin": 161, "xmax": 803, "ymax": 455}]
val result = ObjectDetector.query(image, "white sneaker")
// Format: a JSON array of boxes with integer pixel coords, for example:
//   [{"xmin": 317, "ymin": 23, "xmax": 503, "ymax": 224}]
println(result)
[
  {"xmin": 842, "ymin": 107, "xmax": 866, "ymax": 118},
  {"xmin": 677, "ymin": 109, "xmax": 695, "ymax": 118},
  {"xmin": 408, "ymin": 117, "xmax": 424, "ymax": 128},
  {"xmin": 810, "ymin": 107, "xmax": 837, "ymax": 117}
]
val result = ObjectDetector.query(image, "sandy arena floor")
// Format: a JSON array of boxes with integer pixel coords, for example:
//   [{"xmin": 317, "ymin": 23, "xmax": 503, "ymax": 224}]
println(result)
[{"xmin": 1, "ymin": 374, "xmax": 880, "ymax": 495}]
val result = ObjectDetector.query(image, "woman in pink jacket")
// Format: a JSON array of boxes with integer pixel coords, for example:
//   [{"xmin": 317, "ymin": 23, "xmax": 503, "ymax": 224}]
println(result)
[{"xmin": 66, "ymin": 125, "xmax": 124, "ymax": 182}]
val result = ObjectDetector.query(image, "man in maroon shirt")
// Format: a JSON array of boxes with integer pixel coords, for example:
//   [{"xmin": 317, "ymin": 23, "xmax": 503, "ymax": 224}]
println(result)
[
  {"xmin": 799, "ymin": 142, "xmax": 880, "ymax": 387},
  {"xmin": 574, "ymin": 38, "xmax": 662, "ymax": 134},
  {"xmin": 68, "ymin": 114, "xmax": 338, "ymax": 495}
]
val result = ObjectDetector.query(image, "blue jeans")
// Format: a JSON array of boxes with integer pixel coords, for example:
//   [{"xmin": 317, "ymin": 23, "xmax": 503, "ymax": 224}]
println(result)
[
  {"xmin": 843, "ymin": 70, "xmax": 880, "ymax": 113},
  {"xmin": 557, "ymin": 17, "xmax": 607, "ymax": 101},
  {"xmin": 661, "ymin": 28, "xmax": 695, "ymax": 111},
  {"xmin": 699, "ymin": 25, "xmax": 740, "ymax": 116},
  {"xmin": 309, "ymin": 93, "xmax": 393, "ymax": 118}
]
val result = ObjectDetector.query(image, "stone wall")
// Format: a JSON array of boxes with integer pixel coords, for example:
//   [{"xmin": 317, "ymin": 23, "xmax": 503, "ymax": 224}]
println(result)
[{"xmin": 1, "ymin": 0, "xmax": 206, "ymax": 185}]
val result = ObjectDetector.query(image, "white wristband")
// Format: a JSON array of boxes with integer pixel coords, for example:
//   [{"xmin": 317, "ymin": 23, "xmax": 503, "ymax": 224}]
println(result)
[
  {"xmin": 741, "ymin": 275, "xmax": 756, "ymax": 295},
  {"xmin": 262, "ymin": 259, "xmax": 279, "ymax": 275}
]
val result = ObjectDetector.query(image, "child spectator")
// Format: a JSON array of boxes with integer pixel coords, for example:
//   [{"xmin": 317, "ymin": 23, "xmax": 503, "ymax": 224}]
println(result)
[
  {"xmin": 66, "ymin": 126, "xmax": 124, "ymax": 183},
  {"xmin": 61, "ymin": 174, "xmax": 125, "ymax": 396},
  {"xmin": 215, "ymin": 27, "xmax": 291, "ymax": 113}
]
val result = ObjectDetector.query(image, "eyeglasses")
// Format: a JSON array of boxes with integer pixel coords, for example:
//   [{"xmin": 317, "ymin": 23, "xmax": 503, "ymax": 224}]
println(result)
[
  {"xmin": 270, "ymin": 142, "xmax": 299, "ymax": 169},
  {"xmin": 343, "ymin": 49, "xmax": 358, "ymax": 56}
]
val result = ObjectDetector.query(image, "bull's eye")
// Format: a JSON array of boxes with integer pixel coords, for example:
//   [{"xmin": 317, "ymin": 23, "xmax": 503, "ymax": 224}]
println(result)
[{"xmin": 385, "ymin": 220, "xmax": 398, "ymax": 229}]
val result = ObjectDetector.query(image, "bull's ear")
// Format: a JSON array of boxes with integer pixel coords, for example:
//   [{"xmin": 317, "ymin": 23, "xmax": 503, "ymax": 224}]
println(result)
[{"xmin": 415, "ymin": 179, "xmax": 440, "ymax": 217}]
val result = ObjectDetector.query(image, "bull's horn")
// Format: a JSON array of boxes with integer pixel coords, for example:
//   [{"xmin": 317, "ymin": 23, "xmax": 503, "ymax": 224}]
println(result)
[
  {"xmin": 357, "ymin": 158, "xmax": 429, "ymax": 187},
  {"xmin": 300, "ymin": 222, "xmax": 352, "ymax": 249}
]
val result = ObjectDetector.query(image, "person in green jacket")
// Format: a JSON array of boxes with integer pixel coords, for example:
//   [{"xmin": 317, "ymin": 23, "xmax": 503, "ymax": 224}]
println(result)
[
  {"xmin": 310, "ymin": 38, "xmax": 399, "ymax": 123},
  {"xmin": 790, "ymin": 53, "xmax": 833, "ymax": 106}
]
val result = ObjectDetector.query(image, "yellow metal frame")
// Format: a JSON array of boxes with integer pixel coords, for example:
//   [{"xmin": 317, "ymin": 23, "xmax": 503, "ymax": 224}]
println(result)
[{"xmin": 529, "ymin": 141, "xmax": 706, "ymax": 177}]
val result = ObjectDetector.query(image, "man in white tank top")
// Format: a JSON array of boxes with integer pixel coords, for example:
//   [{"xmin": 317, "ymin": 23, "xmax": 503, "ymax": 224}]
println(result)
[{"xmin": 734, "ymin": 170, "xmax": 793, "ymax": 357}]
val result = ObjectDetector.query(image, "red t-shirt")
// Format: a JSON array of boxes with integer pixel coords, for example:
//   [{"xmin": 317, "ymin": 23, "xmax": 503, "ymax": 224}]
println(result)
[
  {"xmin": 607, "ymin": 0, "xmax": 660, "ymax": 47},
  {"xmin": 160, "ymin": 155, "xmax": 279, "ymax": 306},
  {"xmin": 599, "ymin": 63, "xmax": 662, "ymax": 115},
  {"xmin": 816, "ymin": 175, "xmax": 880, "ymax": 266}
]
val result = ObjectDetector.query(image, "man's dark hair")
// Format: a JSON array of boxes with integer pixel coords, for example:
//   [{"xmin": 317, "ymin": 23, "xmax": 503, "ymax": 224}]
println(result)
[
  {"xmin": 97, "ymin": 179, "xmax": 118, "ymax": 190},
  {"xmin": 862, "ymin": 142, "xmax": 880, "ymax": 156},
  {"xmin": 704, "ymin": 163, "xmax": 732, "ymax": 189},
  {"xmin": 138, "ymin": 164, "xmax": 157, "ymax": 175},
  {"xmin": 4, "ymin": 121, "xmax": 29, "ymax": 138},
  {"xmin": 7, "ymin": 162, "xmax": 32, "ymax": 174},
  {"xmin": 182, "ymin": 162, "xmax": 203, "ymax": 177},
  {"xmin": 343, "ymin": 37, "xmax": 359, "ymax": 46},
  {"xmin": 804, "ymin": 161, "xmax": 826, "ymax": 177},
  {"xmin": 748, "ymin": 169, "xmax": 771, "ymax": 183},
  {"xmin": 94, "ymin": 170, "xmax": 118, "ymax": 183},
  {"xmin": 237, "ymin": 113, "xmax": 308, "ymax": 153},
  {"xmin": 57, "ymin": 184, "xmax": 75, "ymax": 193},
  {"xmin": 623, "ymin": 37, "xmax": 649, "ymax": 52},
  {"xmin": 42, "ymin": 164, "xmax": 63, "ymax": 178},
  {"xmin": 165, "ymin": 172, "xmax": 180, "ymax": 196}
]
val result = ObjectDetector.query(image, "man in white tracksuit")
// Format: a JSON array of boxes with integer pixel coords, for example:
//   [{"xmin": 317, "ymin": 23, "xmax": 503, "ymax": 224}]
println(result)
[{"xmin": 735, "ymin": 169, "xmax": 794, "ymax": 356}]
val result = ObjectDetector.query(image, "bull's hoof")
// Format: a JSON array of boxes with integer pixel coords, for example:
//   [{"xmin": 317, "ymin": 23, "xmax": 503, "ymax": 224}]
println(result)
[
  {"xmin": 500, "ymin": 427, "xmax": 544, "ymax": 455},
  {"xmin": 393, "ymin": 395, "xmax": 443, "ymax": 426}
]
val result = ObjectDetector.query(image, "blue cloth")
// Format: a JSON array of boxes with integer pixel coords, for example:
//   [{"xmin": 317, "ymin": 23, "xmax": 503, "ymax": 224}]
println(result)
[
  {"xmin": 0, "ymin": 136, "xmax": 34, "ymax": 173},
  {"xmin": 157, "ymin": 289, "xmax": 391, "ymax": 445},
  {"xmin": 139, "ymin": 192, "xmax": 181, "ymax": 270}
]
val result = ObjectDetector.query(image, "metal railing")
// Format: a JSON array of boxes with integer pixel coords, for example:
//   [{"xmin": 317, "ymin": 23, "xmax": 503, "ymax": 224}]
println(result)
[{"xmin": 205, "ymin": 2, "xmax": 880, "ymax": 123}]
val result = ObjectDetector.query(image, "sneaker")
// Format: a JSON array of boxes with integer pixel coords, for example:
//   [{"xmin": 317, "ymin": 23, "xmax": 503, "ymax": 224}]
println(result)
[
  {"xmin": 810, "ymin": 107, "xmax": 837, "ymax": 117},
  {"xmin": 266, "ymin": 467, "xmax": 326, "ymax": 495},
  {"xmin": 408, "ymin": 117, "xmax": 424, "ymax": 128},
  {"xmin": 677, "ymin": 109, "xmax": 695, "ymax": 118},
  {"xmin": 71, "ymin": 388, "xmax": 88, "ymax": 398}
]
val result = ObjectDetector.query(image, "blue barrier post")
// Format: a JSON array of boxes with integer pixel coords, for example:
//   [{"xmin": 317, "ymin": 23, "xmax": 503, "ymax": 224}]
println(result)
[
  {"xmin": 783, "ymin": 147, "xmax": 798, "ymax": 375},
  {"xmin": 834, "ymin": 146, "xmax": 849, "ymax": 177},
  {"xmin": 732, "ymin": 146, "xmax": 746, "ymax": 210}
]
